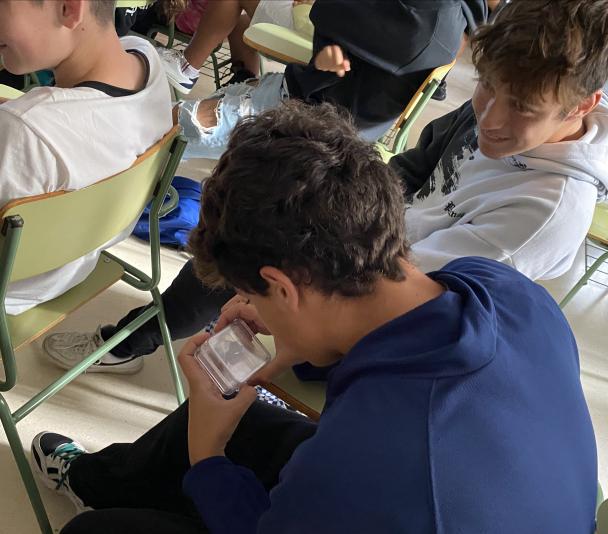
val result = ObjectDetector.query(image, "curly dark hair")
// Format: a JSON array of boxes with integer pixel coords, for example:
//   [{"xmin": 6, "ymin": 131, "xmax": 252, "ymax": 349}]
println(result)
[{"xmin": 189, "ymin": 101, "xmax": 409, "ymax": 297}]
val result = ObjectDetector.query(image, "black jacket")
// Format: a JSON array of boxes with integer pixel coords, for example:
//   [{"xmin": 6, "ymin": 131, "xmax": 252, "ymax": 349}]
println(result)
[{"xmin": 284, "ymin": 0, "xmax": 487, "ymax": 139}]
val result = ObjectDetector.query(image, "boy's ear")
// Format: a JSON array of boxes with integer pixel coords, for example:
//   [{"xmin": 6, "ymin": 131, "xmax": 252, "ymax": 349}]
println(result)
[
  {"xmin": 59, "ymin": 0, "xmax": 86, "ymax": 30},
  {"xmin": 259, "ymin": 267, "xmax": 300, "ymax": 312},
  {"xmin": 567, "ymin": 90, "xmax": 603, "ymax": 120}
]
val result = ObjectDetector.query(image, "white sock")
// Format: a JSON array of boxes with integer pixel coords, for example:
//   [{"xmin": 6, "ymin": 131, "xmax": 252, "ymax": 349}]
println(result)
[{"xmin": 181, "ymin": 59, "xmax": 200, "ymax": 78}]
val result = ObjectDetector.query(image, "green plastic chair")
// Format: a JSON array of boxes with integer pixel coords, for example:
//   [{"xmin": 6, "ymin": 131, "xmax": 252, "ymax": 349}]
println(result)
[
  {"xmin": 243, "ymin": 22, "xmax": 313, "ymax": 70},
  {"xmin": 379, "ymin": 60, "xmax": 456, "ymax": 155},
  {"xmin": 242, "ymin": 23, "xmax": 454, "ymax": 156},
  {"xmin": 0, "ymin": 61, "xmax": 40, "ymax": 93},
  {"xmin": 0, "ymin": 83, "xmax": 24, "ymax": 100},
  {"xmin": 0, "ymin": 124, "xmax": 187, "ymax": 534},
  {"xmin": 560, "ymin": 203, "xmax": 608, "ymax": 308},
  {"xmin": 115, "ymin": 0, "xmax": 156, "ymax": 7}
]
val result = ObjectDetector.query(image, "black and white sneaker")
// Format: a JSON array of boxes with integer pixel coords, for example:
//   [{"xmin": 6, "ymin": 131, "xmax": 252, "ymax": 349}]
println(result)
[
  {"xmin": 31, "ymin": 432, "xmax": 88, "ymax": 511},
  {"xmin": 157, "ymin": 47, "xmax": 200, "ymax": 94},
  {"xmin": 43, "ymin": 326, "xmax": 144, "ymax": 375}
]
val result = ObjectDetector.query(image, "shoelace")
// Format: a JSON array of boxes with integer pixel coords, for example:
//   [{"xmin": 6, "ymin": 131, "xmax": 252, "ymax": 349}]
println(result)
[
  {"xmin": 51, "ymin": 443, "xmax": 85, "ymax": 490},
  {"xmin": 157, "ymin": 47, "xmax": 183, "ymax": 62},
  {"xmin": 74, "ymin": 333, "xmax": 103, "ymax": 356}
]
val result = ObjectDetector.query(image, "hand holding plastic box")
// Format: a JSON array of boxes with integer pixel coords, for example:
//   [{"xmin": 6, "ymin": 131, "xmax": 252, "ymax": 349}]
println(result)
[{"xmin": 194, "ymin": 319, "xmax": 272, "ymax": 396}]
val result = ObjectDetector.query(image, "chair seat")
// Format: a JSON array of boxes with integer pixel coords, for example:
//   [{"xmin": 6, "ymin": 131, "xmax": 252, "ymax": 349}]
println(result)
[
  {"xmin": 243, "ymin": 23, "xmax": 313, "ymax": 65},
  {"xmin": 8, "ymin": 254, "xmax": 123, "ymax": 351},
  {"xmin": 588, "ymin": 203, "xmax": 608, "ymax": 246}
]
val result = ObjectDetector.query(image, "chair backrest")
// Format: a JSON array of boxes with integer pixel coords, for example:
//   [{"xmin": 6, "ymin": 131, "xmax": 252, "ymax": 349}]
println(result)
[
  {"xmin": 388, "ymin": 60, "xmax": 456, "ymax": 154},
  {"xmin": 588, "ymin": 202, "xmax": 608, "ymax": 246},
  {"xmin": 0, "ymin": 125, "xmax": 181, "ymax": 283},
  {"xmin": 243, "ymin": 23, "xmax": 313, "ymax": 65},
  {"xmin": 0, "ymin": 84, "xmax": 25, "ymax": 100},
  {"xmin": 394, "ymin": 61, "xmax": 456, "ymax": 131}
]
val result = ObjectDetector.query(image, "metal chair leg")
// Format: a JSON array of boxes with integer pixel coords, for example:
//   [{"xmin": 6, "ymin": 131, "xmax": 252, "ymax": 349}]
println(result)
[
  {"xmin": 0, "ymin": 395, "xmax": 53, "ymax": 534},
  {"xmin": 151, "ymin": 288, "xmax": 185, "ymax": 405},
  {"xmin": 560, "ymin": 250, "xmax": 608, "ymax": 308}
]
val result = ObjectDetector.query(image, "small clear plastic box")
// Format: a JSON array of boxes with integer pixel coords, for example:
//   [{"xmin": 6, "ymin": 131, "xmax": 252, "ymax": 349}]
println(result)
[{"xmin": 194, "ymin": 319, "xmax": 272, "ymax": 396}]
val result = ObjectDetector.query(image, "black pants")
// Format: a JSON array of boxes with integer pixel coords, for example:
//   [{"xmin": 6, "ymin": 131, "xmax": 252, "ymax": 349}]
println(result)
[
  {"xmin": 103, "ymin": 260, "xmax": 234, "ymax": 358},
  {"xmin": 63, "ymin": 400, "xmax": 317, "ymax": 534}
]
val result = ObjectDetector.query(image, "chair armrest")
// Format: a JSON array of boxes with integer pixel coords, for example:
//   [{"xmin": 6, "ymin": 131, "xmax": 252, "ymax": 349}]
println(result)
[{"xmin": 243, "ymin": 23, "xmax": 313, "ymax": 65}]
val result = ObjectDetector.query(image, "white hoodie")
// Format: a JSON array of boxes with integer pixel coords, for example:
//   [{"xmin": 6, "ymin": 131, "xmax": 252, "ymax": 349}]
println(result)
[{"xmin": 397, "ymin": 95, "xmax": 608, "ymax": 280}]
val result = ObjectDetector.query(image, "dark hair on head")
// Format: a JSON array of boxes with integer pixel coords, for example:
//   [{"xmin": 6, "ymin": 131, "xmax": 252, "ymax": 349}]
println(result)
[
  {"xmin": 189, "ymin": 101, "xmax": 409, "ymax": 297},
  {"xmin": 471, "ymin": 0, "xmax": 608, "ymax": 110},
  {"xmin": 33, "ymin": 0, "xmax": 116, "ymax": 25}
]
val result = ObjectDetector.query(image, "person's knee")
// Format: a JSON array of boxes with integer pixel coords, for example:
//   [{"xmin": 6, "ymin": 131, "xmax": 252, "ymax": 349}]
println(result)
[
  {"xmin": 60, "ymin": 511, "xmax": 101, "ymax": 534},
  {"xmin": 196, "ymin": 98, "xmax": 220, "ymax": 128}
]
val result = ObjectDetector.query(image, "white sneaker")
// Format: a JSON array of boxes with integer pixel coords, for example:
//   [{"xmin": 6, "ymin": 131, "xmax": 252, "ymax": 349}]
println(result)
[
  {"xmin": 156, "ymin": 47, "xmax": 200, "ymax": 94},
  {"xmin": 31, "ymin": 432, "xmax": 89, "ymax": 512},
  {"xmin": 43, "ymin": 326, "xmax": 144, "ymax": 375}
]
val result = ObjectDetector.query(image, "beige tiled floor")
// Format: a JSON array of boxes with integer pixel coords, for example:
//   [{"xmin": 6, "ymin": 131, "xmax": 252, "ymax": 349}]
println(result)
[{"xmin": 2, "ymin": 52, "xmax": 608, "ymax": 534}]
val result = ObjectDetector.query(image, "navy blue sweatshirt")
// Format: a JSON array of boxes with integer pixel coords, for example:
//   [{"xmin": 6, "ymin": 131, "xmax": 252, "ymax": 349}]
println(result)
[{"xmin": 183, "ymin": 257, "xmax": 597, "ymax": 533}]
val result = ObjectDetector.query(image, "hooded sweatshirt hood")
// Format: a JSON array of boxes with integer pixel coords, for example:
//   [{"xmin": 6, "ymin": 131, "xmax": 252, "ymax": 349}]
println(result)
[
  {"xmin": 395, "ymin": 96, "xmax": 608, "ymax": 279},
  {"xmin": 516, "ymin": 95, "xmax": 608, "ymax": 199}
]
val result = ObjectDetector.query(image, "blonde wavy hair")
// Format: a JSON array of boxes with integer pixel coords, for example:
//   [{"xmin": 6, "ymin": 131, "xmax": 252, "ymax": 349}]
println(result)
[{"xmin": 158, "ymin": 0, "xmax": 191, "ymax": 20}]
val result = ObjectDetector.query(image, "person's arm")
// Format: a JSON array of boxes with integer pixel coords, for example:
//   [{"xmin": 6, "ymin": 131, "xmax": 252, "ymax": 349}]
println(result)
[
  {"xmin": 183, "ymin": 457, "xmax": 270, "ymax": 534},
  {"xmin": 410, "ymin": 178, "xmax": 597, "ymax": 280},
  {"xmin": 389, "ymin": 101, "xmax": 477, "ymax": 196},
  {"xmin": 178, "ymin": 332, "xmax": 264, "ymax": 534},
  {"xmin": 179, "ymin": 300, "xmax": 308, "ymax": 534}
]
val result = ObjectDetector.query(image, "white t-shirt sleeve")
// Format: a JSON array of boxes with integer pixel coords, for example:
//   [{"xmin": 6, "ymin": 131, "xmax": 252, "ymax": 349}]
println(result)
[
  {"xmin": 0, "ymin": 109, "xmax": 60, "ymax": 209},
  {"xmin": 410, "ymin": 178, "xmax": 597, "ymax": 280}
]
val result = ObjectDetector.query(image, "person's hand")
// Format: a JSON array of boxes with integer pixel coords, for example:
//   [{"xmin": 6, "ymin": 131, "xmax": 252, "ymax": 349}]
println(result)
[
  {"xmin": 314, "ymin": 45, "xmax": 351, "ymax": 77},
  {"xmin": 215, "ymin": 297, "xmax": 305, "ymax": 386},
  {"xmin": 216, "ymin": 295, "xmax": 271, "ymax": 336},
  {"xmin": 179, "ymin": 333, "xmax": 258, "ymax": 465}
]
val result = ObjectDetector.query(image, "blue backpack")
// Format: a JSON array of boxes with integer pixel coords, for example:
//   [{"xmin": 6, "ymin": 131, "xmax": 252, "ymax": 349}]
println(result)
[{"xmin": 133, "ymin": 176, "xmax": 201, "ymax": 248}]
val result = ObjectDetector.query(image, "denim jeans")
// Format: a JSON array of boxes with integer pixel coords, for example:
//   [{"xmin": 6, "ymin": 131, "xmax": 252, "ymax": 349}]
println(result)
[{"xmin": 179, "ymin": 73, "xmax": 287, "ymax": 160}]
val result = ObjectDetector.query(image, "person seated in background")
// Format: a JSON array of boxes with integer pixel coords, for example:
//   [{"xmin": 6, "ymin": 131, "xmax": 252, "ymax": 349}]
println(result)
[
  {"xmin": 114, "ymin": 0, "xmax": 191, "ymax": 38},
  {"xmin": 157, "ymin": 0, "xmax": 315, "ymax": 93},
  {"xmin": 33, "ymin": 102, "xmax": 597, "ymax": 534},
  {"xmin": 0, "ymin": 0, "xmax": 172, "ymax": 315},
  {"xmin": 388, "ymin": 0, "xmax": 608, "ymax": 279},
  {"xmin": 43, "ymin": 0, "xmax": 608, "ymax": 378},
  {"xmin": 173, "ymin": 0, "xmax": 486, "ymax": 159}
]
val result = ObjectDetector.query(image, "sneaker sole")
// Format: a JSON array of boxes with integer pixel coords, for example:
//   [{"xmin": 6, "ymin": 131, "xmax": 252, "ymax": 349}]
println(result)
[
  {"xmin": 30, "ymin": 433, "xmax": 90, "ymax": 513},
  {"xmin": 43, "ymin": 338, "xmax": 144, "ymax": 375},
  {"xmin": 164, "ymin": 72, "xmax": 196, "ymax": 95}
]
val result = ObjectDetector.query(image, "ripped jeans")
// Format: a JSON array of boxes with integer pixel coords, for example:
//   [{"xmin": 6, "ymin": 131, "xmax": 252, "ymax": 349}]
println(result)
[{"xmin": 178, "ymin": 72, "xmax": 288, "ymax": 160}]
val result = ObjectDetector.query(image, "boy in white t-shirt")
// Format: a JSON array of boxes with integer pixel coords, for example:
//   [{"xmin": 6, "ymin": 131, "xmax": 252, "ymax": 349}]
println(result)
[{"xmin": 0, "ymin": 0, "xmax": 173, "ymax": 315}]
